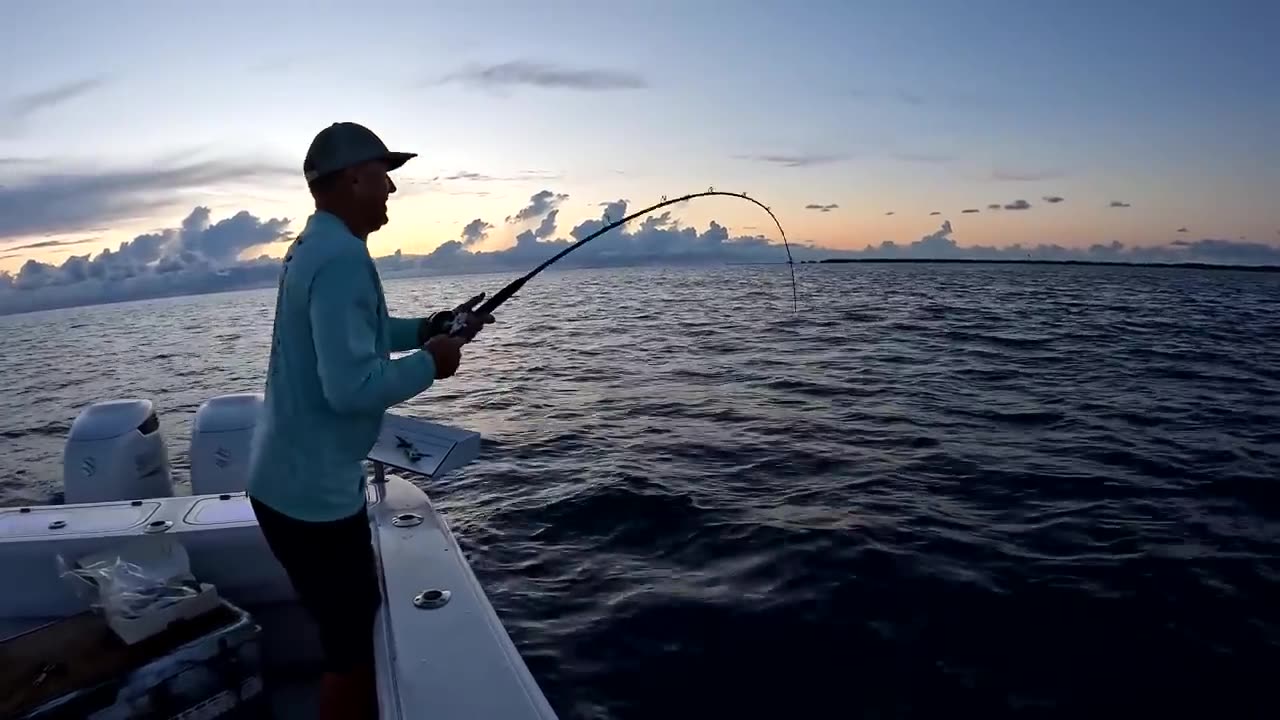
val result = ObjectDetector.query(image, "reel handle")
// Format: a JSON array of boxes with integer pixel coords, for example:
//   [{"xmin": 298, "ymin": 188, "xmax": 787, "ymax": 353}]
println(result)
[{"xmin": 448, "ymin": 292, "xmax": 488, "ymax": 342}]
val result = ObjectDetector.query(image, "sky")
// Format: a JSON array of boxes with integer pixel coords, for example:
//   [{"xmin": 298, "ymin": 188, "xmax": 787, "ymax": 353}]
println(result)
[{"xmin": 1, "ymin": 0, "xmax": 1278, "ymax": 313}]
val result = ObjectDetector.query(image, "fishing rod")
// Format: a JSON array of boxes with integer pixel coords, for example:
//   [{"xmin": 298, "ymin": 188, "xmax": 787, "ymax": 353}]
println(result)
[{"xmin": 445, "ymin": 189, "xmax": 797, "ymax": 340}]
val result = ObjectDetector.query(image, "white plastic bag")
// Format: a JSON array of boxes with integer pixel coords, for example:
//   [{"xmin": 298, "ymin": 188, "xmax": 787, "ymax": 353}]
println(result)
[{"xmin": 57, "ymin": 536, "xmax": 202, "ymax": 622}]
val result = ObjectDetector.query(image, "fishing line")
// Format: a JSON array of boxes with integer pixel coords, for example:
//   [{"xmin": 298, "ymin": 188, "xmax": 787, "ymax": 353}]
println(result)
[{"xmin": 446, "ymin": 189, "xmax": 797, "ymax": 340}]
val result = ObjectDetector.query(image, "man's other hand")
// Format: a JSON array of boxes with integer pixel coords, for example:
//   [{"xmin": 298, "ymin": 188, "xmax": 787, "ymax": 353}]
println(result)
[{"xmin": 424, "ymin": 335, "xmax": 465, "ymax": 379}]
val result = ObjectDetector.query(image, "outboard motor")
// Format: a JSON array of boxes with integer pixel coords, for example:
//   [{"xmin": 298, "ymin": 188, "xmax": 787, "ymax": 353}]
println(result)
[
  {"xmin": 189, "ymin": 392, "xmax": 264, "ymax": 496},
  {"xmin": 63, "ymin": 399, "xmax": 174, "ymax": 504}
]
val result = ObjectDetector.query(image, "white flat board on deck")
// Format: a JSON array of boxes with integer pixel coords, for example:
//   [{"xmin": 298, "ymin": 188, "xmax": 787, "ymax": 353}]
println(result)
[{"xmin": 366, "ymin": 412, "xmax": 481, "ymax": 479}]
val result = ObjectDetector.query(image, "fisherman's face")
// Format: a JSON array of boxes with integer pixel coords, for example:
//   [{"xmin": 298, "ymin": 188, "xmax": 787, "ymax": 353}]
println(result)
[{"xmin": 348, "ymin": 160, "xmax": 397, "ymax": 233}]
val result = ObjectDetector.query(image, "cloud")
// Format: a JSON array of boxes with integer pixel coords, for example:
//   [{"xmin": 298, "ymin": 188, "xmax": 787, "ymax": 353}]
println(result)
[
  {"xmin": 1004, "ymin": 199, "xmax": 1033, "ymax": 210},
  {"xmin": 805, "ymin": 203, "xmax": 838, "ymax": 213},
  {"xmin": 0, "ymin": 157, "xmax": 46, "ymax": 166},
  {"xmin": 961, "ymin": 208, "xmax": 981, "ymax": 214},
  {"xmin": 370, "ymin": 197, "xmax": 818, "ymax": 291},
  {"xmin": 0, "ymin": 158, "xmax": 295, "ymax": 240},
  {"xmin": 834, "ymin": 221, "xmax": 1280, "ymax": 267},
  {"xmin": 0, "ymin": 237, "xmax": 101, "ymax": 253},
  {"xmin": 992, "ymin": 168, "xmax": 1065, "ymax": 182},
  {"xmin": 460, "ymin": 219, "xmax": 493, "ymax": 247},
  {"xmin": 885, "ymin": 211, "xmax": 895, "ymax": 216},
  {"xmin": 506, "ymin": 190, "xmax": 568, "ymax": 224},
  {"xmin": 1, "ymin": 196, "xmax": 820, "ymax": 315},
  {"xmin": 1177, "ymin": 227, "xmax": 1188, "ymax": 233},
  {"xmin": 534, "ymin": 210, "xmax": 559, "ymax": 239},
  {"xmin": 735, "ymin": 153, "xmax": 845, "ymax": 168},
  {"xmin": 1042, "ymin": 195, "xmax": 1065, "ymax": 204},
  {"xmin": 2, "ymin": 76, "xmax": 107, "ymax": 132},
  {"xmin": 1109, "ymin": 200, "xmax": 1132, "ymax": 208},
  {"xmin": 987, "ymin": 204, "xmax": 1002, "ymax": 210},
  {"xmin": 929, "ymin": 211, "xmax": 941, "ymax": 216},
  {"xmin": 0, "ymin": 206, "xmax": 291, "ymax": 314},
  {"xmin": 435, "ymin": 60, "xmax": 647, "ymax": 91},
  {"xmin": 441, "ymin": 169, "xmax": 560, "ymax": 183},
  {"xmin": 401, "ymin": 169, "xmax": 560, "ymax": 198}
]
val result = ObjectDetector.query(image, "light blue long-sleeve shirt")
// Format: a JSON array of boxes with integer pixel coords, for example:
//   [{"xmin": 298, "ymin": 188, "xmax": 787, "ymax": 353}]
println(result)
[{"xmin": 246, "ymin": 210, "xmax": 436, "ymax": 522}]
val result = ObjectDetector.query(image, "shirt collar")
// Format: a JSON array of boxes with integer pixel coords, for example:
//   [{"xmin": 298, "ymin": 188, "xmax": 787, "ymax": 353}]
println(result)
[{"xmin": 306, "ymin": 210, "xmax": 365, "ymax": 244}]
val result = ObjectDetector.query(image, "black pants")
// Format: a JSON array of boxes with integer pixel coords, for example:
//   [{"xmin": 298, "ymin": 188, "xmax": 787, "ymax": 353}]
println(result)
[{"xmin": 250, "ymin": 496, "xmax": 381, "ymax": 673}]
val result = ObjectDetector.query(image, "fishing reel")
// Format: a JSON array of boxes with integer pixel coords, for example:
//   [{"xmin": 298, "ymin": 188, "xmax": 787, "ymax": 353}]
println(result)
[
  {"xmin": 420, "ymin": 291, "xmax": 489, "ymax": 343},
  {"xmin": 449, "ymin": 310, "xmax": 480, "ymax": 341}
]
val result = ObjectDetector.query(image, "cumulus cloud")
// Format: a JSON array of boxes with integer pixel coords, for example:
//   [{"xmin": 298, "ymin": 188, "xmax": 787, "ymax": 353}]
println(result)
[
  {"xmin": 460, "ymin": 219, "xmax": 493, "ymax": 247},
  {"xmin": 435, "ymin": 60, "xmax": 647, "ymax": 91},
  {"xmin": 1, "ymin": 196, "xmax": 819, "ymax": 315},
  {"xmin": 0, "ymin": 206, "xmax": 290, "ymax": 314},
  {"xmin": 534, "ymin": 210, "xmax": 559, "ymax": 239},
  {"xmin": 380, "ymin": 197, "xmax": 815, "ymax": 286},
  {"xmin": 506, "ymin": 190, "xmax": 568, "ymax": 224},
  {"xmin": 1004, "ymin": 199, "xmax": 1033, "ymax": 210},
  {"xmin": 828, "ymin": 220, "xmax": 1280, "ymax": 267},
  {"xmin": 1042, "ymin": 195, "xmax": 1065, "ymax": 204},
  {"xmin": 0, "ymin": 158, "xmax": 295, "ymax": 239},
  {"xmin": 805, "ymin": 203, "xmax": 838, "ymax": 213}
]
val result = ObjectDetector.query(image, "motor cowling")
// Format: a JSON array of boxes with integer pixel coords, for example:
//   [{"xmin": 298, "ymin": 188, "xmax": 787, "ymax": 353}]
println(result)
[
  {"xmin": 189, "ymin": 392, "xmax": 264, "ymax": 496},
  {"xmin": 63, "ymin": 399, "xmax": 174, "ymax": 504}
]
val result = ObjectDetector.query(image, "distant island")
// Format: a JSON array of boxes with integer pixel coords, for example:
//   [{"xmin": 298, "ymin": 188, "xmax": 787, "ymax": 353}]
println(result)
[{"xmin": 804, "ymin": 258, "xmax": 1280, "ymax": 272}]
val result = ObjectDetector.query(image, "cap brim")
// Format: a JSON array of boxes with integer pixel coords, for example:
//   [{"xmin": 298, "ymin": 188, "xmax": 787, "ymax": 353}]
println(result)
[{"xmin": 383, "ymin": 151, "xmax": 417, "ymax": 172}]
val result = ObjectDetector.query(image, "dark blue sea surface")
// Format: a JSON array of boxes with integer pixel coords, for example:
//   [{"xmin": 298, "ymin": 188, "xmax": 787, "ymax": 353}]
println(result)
[{"xmin": 2, "ymin": 263, "xmax": 1278, "ymax": 718}]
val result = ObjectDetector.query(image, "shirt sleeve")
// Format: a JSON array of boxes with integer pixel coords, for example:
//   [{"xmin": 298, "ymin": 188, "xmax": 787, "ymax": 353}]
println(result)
[
  {"xmin": 309, "ymin": 258, "xmax": 436, "ymax": 414},
  {"xmin": 387, "ymin": 316, "xmax": 425, "ymax": 352}
]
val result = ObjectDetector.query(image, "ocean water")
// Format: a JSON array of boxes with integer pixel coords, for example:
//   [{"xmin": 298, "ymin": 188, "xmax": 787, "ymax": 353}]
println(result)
[{"xmin": 2, "ymin": 263, "xmax": 1278, "ymax": 718}]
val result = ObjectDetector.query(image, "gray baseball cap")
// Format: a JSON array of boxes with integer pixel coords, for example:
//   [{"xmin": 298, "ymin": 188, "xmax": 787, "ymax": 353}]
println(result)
[{"xmin": 303, "ymin": 121, "xmax": 417, "ymax": 183}]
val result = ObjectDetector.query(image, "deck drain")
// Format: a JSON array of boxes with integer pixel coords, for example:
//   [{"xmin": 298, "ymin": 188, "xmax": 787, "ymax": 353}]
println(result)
[
  {"xmin": 413, "ymin": 589, "xmax": 451, "ymax": 609},
  {"xmin": 392, "ymin": 513, "xmax": 423, "ymax": 528},
  {"xmin": 144, "ymin": 520, "xmax": 173, "ymax": 534}
]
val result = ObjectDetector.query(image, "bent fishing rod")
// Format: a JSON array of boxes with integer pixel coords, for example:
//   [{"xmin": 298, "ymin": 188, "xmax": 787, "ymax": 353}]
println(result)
[{"xmin": 445, "ymin": 190, "xmax": 798, "ymax": 340}]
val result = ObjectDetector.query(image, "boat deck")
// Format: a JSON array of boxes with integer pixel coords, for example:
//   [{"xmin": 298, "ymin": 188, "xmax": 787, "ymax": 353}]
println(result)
[{"xmin": 0, "ymin": 412, "xmax": 558, "ymax": 719}]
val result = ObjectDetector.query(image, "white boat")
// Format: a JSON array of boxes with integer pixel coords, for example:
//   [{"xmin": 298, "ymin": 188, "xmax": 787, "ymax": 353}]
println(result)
[{"xmin": 0, "ymin": 393, "xmax": 560, "ymax": 719}]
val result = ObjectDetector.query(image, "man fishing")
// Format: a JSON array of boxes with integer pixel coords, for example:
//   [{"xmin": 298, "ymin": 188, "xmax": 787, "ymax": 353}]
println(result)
[{"xmin": 245, "ymin": 121, "xmax": 491, "ymax": 719}]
